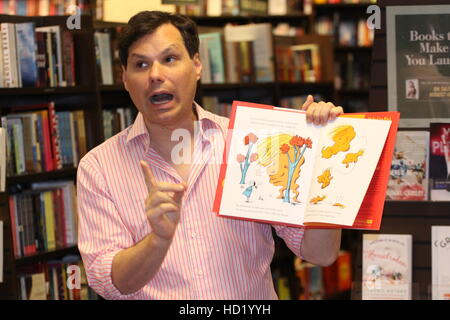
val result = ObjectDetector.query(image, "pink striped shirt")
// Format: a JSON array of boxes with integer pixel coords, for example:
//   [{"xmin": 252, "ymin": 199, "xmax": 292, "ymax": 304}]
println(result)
[{"xmin": 77, "ymin": 103, "xmax": 305, "ymax": 299}]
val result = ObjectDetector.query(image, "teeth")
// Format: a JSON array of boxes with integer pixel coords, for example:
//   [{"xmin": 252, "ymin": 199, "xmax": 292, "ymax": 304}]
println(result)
[{"xmin": 151, "ymin": 93, "xmax": 173, "ymax": 105}]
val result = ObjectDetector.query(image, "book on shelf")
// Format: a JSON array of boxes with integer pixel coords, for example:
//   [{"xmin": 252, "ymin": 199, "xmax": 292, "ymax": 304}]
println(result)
[
  {"xmin": 17, "ymin": 255, "xmax": 95, "ymax": 300},
  {"xmin": 15, "ymin": 22, "xmax": 38, "ymax": 87},
  {"xmin": 94, "ymin": 31, "xmax": 114, "ymax": 86},
  {"xmin": 0, "ymin": 0, "xmax": 95, "ymax": 16},
  {"xmin": 338, "ymin": 20, "xmax": 356, "ymax": 47},
  {"xmin": 35, "ymin": 25, "xmax": 64, "ymax": 87},
  {"xmin": 362, "ymin": 234, "xmax": 413, "ymax": 300},
  {"xmin": 213, "ymin": 100, "xmax": 399, "ymax": 229},
  {"xmin": 0, "ymin": 127, "xmax": 5, "ymax": 192},
  {"xmin": 224, "ymin": 23, "xmax": 274, "ymax": 83},
  {"xmin": 290, "ymin": 43, "xmax": 321, "ymax": 82},
  {"xmin": 1, "ymin": 22, "xmax": 20, "ymax": 88},
  {"xmin": 102, "ymin": 107, "xmax": 136, "ymax": 139},
  {"xmin": 387, "ymin": 130, "xmax": 429, "ymax": 201},
  {"xmin": 5, "ymin": 102, "xmax": 63, "ymax": 173},
  {"xmin": 8, "ymin": 180, "xmax": 78, "ymax": 258},
  {"xmin": 429, "ymin": 123, "xmax": 450, "ymax": 201},
  {"xmin": 198, "ymin": 31, "xmax": 226, "ymax": 84},
  {"xmin": 278, "ymin": 94, "xmax": 324, "ymax": 110},
  {"xmin": 432, "ymin": 226, "xmax": 450, "ymax": 300}
]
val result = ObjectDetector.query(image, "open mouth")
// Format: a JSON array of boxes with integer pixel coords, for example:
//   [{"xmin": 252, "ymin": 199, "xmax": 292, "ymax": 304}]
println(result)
[{"xmin": 150, "ymin": 93, "xmax": 174, "ymax": 105}]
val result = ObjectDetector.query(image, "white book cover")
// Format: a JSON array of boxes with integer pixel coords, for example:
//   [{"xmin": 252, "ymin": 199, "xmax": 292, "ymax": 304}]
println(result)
[
  {"xmin": 387, "ymin": 131, "xmax": 429, "ymax": 200},
  {"xmin": 362, "ymin": 234, "xmax": 413, "ymax": 300},
  {"xmin": 432, "ymin": 226, "xmax": 450, "ymax": 300}
]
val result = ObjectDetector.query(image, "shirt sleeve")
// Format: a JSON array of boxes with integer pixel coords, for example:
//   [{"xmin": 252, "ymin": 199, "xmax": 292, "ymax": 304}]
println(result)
[
  {"xmin": 272, "ymin": 224, "xmax": 306, "ymax": 259},
  {"xmin": 77, "ymin": 155, "xmax": 141, "ymax": 300}
]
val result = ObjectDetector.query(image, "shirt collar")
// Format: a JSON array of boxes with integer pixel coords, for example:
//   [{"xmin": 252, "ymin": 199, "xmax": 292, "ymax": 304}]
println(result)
[{"xmin": 125, "ymin": 102, "xmax": 223, "ymax": 148}]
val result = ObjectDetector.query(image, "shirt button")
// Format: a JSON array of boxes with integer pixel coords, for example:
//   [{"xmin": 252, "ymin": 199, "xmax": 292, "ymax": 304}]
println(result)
[
  {"xmin": 191, "ymin": 232, "xmax": 197, "ymax": 238},
  {"xmin": 197, "ymin": 270, "xmax": 203, "ymax": 277}
]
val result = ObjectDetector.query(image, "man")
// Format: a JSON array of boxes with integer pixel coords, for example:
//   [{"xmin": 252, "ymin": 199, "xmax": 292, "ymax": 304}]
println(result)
[{"xmin": 77, "ymin": 11, "xmax": 343, "ymax": 299}]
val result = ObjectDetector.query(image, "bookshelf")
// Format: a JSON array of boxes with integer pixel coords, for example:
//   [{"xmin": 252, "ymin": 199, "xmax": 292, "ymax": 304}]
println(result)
[
  {"xmin": 357, "ymin": 0, "xmax": 450, "ymax": 300},
  {"xmin": 3, "ymin": 1, "xmax": 432, "ymax": 301},
  {"xmin": 0, "ymin": 13, "xmax": 102, "ymax": 300},
  {"xmin": 313, "ymin": 2, "xmax": 374, "ymax": 113}
]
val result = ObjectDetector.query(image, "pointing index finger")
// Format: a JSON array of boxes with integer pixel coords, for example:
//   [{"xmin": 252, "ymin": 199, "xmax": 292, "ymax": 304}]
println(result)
[{"xmin": 140, "ymin": 160, "xmax": 156, "ymax": 192}]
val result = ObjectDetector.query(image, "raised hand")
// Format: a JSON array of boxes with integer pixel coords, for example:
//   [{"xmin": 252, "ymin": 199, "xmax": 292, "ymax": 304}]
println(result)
[
  {"xmin": 301, "ymin": 94, "xmax": 344, "ymax": 126},
  {"xmin": 140, "ymin": 160, "xmax": 186, "ymax": 241}
]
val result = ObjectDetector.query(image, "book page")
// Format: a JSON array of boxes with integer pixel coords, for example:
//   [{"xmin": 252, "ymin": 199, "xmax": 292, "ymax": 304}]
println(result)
[
  {"xmin": 217, "ymin": 103, "xmax": 321, "ymax": 226},
  {"xmin": 304, "ymin": 117, "xmax": 392, "ymax": 226}
]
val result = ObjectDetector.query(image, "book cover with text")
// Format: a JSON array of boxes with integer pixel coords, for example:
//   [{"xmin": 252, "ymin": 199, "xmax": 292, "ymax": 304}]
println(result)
[{"xmin": 362, "ymin": 233, "xmax": 412, "ymax": 300}]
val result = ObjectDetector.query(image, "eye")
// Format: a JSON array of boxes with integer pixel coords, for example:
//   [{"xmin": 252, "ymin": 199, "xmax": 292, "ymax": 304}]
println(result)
[
  {"xmin": 165, "ymin": 55, "xmax": 177, "ymax": 63},
  {"xmin": 135, "ymin": 61, "xmax": 149, "ymax": 69}
]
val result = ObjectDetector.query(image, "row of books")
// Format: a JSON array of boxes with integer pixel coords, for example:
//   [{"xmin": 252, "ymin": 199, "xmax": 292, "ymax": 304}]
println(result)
[
  {"xmin": 0, "ymin": 127, "xmax": 5, "ymax": 192},
  {"xmin": 334, "ymin": 52, "xmax": 370, "ymax": 90},
  {"xmin": 17, "ymin": 255, "xmax": 98, "ymax": 300},
  {"xmin": 313, "ymin": 0, "xmax": 376, "ymax": 4},
  {"xmin": 276, "ymin": 43, "xmax": 322, "ymax": 83},
  {"xmin": 278, "ymin": 94, "xmax": 324, "ymax": 109},
  {"xmin": 197, "ymin": 23, "xmax": 276, "ymax": 84},
  {"xmin": 0, "ymin": 21, "xmax": 75, "ymax": 88},
  {"xmin": 0, "ymin": 0, "xmax": 95, "ymax": 17},
  {"xmin": 202, "ymin": 96, "xmax": 233, "ymax": 118},
  {"xmin": 274, "ymin": 250, "xmax": 352, "ymax": 300},
  {"xmin": 176, "ymin": 0, "xmax": 312, "ymax": 17},
  {"xmin": 93, "ymin": 26, "xmax": 126, "ymax": 86},
  {"xmin": 1, "ymin": 102, "xmax": 87, "ymax": 176},
  {"xmin": 387, "ymin": 123, "xmax": 450, "ymax": 201},
  {"xmin": 102, "ymin": 107, "xmax": 137, "ymax": 140},
  {"xmin": 362, "ymin": 230, "xmax": 450, "ymax": 300},
  {"xmin": 315, "ymin": 16, "xmax": 374, "ymax": 47},
  {"xmin": 9, "ymin": 180, "xmax": 78, "ymax": 258}
]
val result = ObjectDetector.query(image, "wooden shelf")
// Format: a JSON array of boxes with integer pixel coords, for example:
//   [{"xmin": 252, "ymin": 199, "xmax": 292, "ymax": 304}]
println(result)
[
  {"xmin": 6, "ymin": 168, "xmax": 77, "ymax": 185},
  {"xmin": 200, "ymin": 82, "xmax": 276, "ymax": 90},
  {"xmin": 383, "ymin": 200, "xmax": 450, "ymax": 218},
  {"xmin": 0, "ymin": 86, "xmax": 95, "ymax": 95},
  {"xmin": 191, "ymin": 14, "xmax": 310, "ymax": 25},
  {"xmin": 334, "ymin": 45, "xmax": 372, "ymax": 52},
  {"xmin": 100, "ymin": 84, "xmax": 126, "ymax": 92},
  {"xmin": 15, "ymin": 246, "xmax": 79, "ymax": 267}
]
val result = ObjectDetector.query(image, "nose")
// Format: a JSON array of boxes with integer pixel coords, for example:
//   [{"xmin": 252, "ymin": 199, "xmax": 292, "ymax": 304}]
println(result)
[{"xmin": 148, "ymin": 62, "xmax": 165, "ymax": 83}]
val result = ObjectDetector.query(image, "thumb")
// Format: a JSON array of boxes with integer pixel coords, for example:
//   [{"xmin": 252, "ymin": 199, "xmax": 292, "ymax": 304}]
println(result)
[{"xmin": 301, "ymin": 95, "xmax": 314, "ymax": 111}]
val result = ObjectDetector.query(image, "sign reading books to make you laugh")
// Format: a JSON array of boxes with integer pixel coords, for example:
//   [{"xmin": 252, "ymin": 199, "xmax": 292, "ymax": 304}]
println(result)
[{"xmin": 387, "ymin": 5, "xmax": 450, "ymax": 128}]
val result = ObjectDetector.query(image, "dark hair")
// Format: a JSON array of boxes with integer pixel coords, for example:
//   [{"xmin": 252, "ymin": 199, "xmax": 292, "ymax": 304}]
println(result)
[{"xmin": 118, "ymin": 11, "xmax": 199, "ymax": 67}]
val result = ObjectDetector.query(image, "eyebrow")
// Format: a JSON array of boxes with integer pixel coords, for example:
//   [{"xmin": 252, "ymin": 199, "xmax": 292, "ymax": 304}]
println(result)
[{"xmin": 129, "ymin": 44, "xmax": 181, "ymax": 60}]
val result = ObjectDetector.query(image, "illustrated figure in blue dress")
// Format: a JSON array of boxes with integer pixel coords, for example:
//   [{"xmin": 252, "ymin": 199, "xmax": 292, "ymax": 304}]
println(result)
[{"xmin": 242, "ymin": 181, "xmax": 257, "ymax": 202}]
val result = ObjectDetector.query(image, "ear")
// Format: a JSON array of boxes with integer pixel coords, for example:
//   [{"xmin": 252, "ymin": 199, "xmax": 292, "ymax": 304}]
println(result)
[
  {"xmin": 121, "ymin": 65, "xmax": 129, "ymax": 91},
  {"xmin": 193, "ymin": 53, "xmax": 202, "ymax": 81}
]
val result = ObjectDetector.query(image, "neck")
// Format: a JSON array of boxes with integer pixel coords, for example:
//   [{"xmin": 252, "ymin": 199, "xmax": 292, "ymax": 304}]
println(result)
[{"xmin": 146, "ymin": 106, "xmax": 198, "ymax": 162}]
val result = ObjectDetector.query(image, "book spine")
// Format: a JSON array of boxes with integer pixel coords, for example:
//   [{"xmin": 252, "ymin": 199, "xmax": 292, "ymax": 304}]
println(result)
[{"xmin": 48, "ymin": 102, "xmax": 62, "ymax": 170}]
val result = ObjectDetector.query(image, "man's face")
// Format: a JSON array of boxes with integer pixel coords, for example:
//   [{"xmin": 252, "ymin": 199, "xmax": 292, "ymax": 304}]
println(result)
[{"xmin": 122, "ymin": 23, "xmax": 202, "ymax": 129}]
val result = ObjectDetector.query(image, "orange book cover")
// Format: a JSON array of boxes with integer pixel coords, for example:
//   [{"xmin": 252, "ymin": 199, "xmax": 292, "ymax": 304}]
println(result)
[{"xmin": 213, "ymin": 101, "xmax": 399, "ymax": 230}]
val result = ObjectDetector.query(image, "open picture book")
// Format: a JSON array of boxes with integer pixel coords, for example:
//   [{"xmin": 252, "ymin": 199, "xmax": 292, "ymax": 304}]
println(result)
[{"xmin": 213, "ymin": 101, "xmax": 400, "ymax": 230}]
